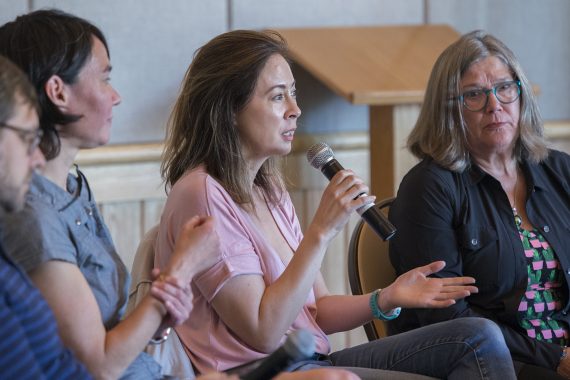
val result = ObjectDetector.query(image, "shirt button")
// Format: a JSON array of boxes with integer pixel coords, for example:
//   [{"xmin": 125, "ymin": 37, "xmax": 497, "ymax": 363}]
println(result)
[
  {"xmin": 85, "ymin": 207, "xmax": 93, "ymax": 216},
  {"xmin": 75, "ymin": 219, "xmax": 81, "ymax": 226},
  {"xmin": 471, "ymin": 238, "xmax": 478, "ymax": 246},
  {"xmin": 543, "ymin": 225, "xmax": 550, "ymax": 233}
]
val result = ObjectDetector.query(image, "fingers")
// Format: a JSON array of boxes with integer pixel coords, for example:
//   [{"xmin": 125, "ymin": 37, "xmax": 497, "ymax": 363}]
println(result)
[
  {"xmin": 150, "ymin": 267, "xmax": 161, "ymax": 280},
  {"xmin": 333, "ymin": 171, "xmax": 368, "ymax": 197},
  {"xmin": 433, "ymin": 289, "xmax": 472, "ymax": 299},
  {"xmin": 327, "ymin": 170, "xmax": 375, "ymax": 209},
  {"xmin": 153, "ymin": 270, "xmax": 187, "ymax": 289},
  {"xmin": 438, "ymin": 285, "xmax": 478, "ymax": 294},
  {"xmin": 179, "ymin": 215, "xmax": 215, "ymax": 238},
  {"xmin": 416, "ymin": 260, "xmax": 446, "ymax": 276},
  {"xmin": 439, "ymin": 276, "xmax": 476, "ymax": 285},
  {"xmin": 180, "ymin": 215, "xmax": 202, "ymax": 231},
  {"xmin": 427, "ymin": 299, "xmax": 457, "ymax": 308},
  {"xmin": 419, "ymin": 290, "xmax": 471, "ymax": 309},
  {"xmin": 151, "ymin": 282, "xmax": 192, "ymax": 325}
]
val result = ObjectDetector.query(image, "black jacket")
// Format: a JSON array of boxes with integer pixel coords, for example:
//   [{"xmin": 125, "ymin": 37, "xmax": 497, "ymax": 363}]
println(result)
[{"xmin": 389, "ymin": 150, "xmax": 570, "ymax": 370}]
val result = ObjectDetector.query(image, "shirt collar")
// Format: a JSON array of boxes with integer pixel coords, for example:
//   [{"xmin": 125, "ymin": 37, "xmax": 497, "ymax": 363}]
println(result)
[
  {"xmin": 29, "ymin": 165, "xmax": 91, "ymax": 212},
  {"xmin": 464, "ymin": 158, "xmax": 549, "ymax": 193}
]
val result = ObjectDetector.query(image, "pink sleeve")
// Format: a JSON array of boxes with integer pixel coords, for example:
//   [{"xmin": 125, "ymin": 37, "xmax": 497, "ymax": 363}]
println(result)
[{"xmin": 156, "ymin": 171, "xmax": 263, "ymax": 302}]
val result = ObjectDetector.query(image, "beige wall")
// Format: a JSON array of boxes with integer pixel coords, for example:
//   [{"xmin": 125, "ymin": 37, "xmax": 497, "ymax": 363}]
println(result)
[
  {"xmin": 3, "ymin": 1, "xmax": 568, "ymax": 142},
  {"xmin": 3, "ymin": 0, "xmax": 570, "ymax": 351},
  {"xmin": 77, "ymin": 123, "xmax": 570, "ymax": 352}
]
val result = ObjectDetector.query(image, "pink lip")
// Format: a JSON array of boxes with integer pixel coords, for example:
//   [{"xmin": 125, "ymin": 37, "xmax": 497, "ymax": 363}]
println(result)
[
  {"xmin": 282, "ymin": 128, "xmax": 296, "ymax": 142},
  {"xmin": 484, "ymin": 122, "xmax": 508, "ymax": 130}
]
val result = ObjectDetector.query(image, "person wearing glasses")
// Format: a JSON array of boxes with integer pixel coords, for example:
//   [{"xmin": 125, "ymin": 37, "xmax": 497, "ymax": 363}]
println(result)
[
  {"xmin": 388, "ymin": 30, "xmax": 570, "ymax": 379},
  {"xmin": 154, "ymin": 28, "xmax": 520, "ymax": 380},
  {"xmin": 0, "ymin": 52, "xmax": 93, "ymax": 380},
  {"xmin": 0, "ymin": 9, "xmax": 238, "ymax": 380},
  {"xmin": 0, "ymin": 9, "xmax": 363, "ymax": 380}
]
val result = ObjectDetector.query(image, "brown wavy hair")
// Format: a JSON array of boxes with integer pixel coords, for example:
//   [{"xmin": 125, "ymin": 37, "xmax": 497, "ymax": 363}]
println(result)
[{"xmin": 161, "ymin": 30, "xmax": 291, "ymax": 205}]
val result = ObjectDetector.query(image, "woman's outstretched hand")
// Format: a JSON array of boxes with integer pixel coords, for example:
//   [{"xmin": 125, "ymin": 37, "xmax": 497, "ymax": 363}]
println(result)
[{"xmin": 379, "ymin": 261, "xmax": 478, "ymax": 311}]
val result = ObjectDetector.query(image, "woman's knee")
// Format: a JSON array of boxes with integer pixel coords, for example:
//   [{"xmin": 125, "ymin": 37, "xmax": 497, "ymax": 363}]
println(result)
[{"xmin": 459, "ymin": 317, "xmax": 507, "ymax": 348}]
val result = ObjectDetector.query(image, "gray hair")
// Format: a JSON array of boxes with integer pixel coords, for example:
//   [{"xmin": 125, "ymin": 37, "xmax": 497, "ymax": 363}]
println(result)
[{"xmin": 407, "ymin": 30, "xmax": 546, "ymax": 172}]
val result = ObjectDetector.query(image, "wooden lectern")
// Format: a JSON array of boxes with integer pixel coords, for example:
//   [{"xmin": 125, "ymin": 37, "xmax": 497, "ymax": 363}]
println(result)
[{"xmin": 276, "ymin": 25, "xmax": 460, "ymax": 199}]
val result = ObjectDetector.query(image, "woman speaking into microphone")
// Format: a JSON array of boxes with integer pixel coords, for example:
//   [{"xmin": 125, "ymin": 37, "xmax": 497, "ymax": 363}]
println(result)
[{"xmin": 155, "ymin": 29, "xmax": 516, "ymax": 379}]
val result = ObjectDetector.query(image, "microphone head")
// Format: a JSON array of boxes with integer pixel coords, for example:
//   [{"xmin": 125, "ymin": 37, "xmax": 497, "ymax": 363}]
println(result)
[
  {"xmin": 282, "ymin": 329, "xmax": 315, "ymax": 362},
  {"xmin": 306, "ymin": 142, "xmax": 334, "ymax": 170}
]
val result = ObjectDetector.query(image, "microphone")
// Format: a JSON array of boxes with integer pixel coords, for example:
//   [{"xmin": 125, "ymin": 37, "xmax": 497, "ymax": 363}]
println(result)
[
  {"xmin": 240, "ymin": 329, "xmax": 315, "ymax": 380},
  {"xmin": 306, "ymin": 142, "xmax": 396, "ymax": 241}
]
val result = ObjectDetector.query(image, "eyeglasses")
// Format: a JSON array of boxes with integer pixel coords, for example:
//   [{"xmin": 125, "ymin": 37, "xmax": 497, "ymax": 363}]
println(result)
[
  {"xmin": 459, "ymin": 80, "xmax": 521, "ymax": 112},
  {"xmin": 0, "ymin": 123, "xmax": 43, "ymax": 155}
]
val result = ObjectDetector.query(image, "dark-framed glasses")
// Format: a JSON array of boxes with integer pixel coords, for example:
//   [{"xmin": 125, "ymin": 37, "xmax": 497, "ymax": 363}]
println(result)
[
  {"xmin": 459, "ymin": 80, "xmax": 521, "ymax": 112},
  {"xmin": 0, "ymin": 123, "xmax": 43, "ymax": 155}
]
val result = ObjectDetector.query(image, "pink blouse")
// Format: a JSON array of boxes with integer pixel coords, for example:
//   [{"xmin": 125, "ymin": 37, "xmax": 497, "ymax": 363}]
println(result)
[{"xmin": 154, "ymin": 166, "xmax": 330, "ymax": 373}]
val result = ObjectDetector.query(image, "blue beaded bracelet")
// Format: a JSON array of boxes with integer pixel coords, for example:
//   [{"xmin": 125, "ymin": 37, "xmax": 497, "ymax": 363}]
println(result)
[{"xmin": 369, "ymin": 289, "xmax": 401, "ymax": 321}]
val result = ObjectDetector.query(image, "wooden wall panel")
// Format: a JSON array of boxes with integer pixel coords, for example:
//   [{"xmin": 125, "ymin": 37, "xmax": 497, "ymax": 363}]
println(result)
[
  {"xmin": 78, "ymin": 123, "xmax": 570, "ymax": 350},
  {"xmin": 100, "ymin": 201, "xmax": 143, "ymax": 271}
]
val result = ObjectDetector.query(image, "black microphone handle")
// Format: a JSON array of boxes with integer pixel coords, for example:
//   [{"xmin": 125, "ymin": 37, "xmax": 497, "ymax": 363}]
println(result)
[
  {"xmin": 320, "ymin": 159, "xmax": 344, "ymax": 180},
  {"xmin": 239, "ymin": 329, "xmax": 315, "ymax": 380},
  {"xmin": 240, "ymin": 348, "xmax": 295, "ymax": 380},
  {"xmin": 361, "ymin": 205, "xmax": 397, "ymax": 241},
  {"xmin": 320, "ymin": 158, "xmax": 396, "ymax": 241}
]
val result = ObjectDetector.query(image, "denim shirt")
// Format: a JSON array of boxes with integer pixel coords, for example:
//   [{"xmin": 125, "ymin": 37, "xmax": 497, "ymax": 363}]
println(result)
[
  {"xmin": 0, "ymin": 168, "xmax": 161, "ymax": 379},
  {"xmin": 389, "ymin": 149, "xmax": 570, "ymax": 370}
]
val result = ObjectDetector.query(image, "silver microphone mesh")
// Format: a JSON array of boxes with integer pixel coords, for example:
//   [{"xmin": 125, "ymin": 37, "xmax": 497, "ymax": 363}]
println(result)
[{"xmin": 306, "ymin": 142, "xmax": 334, "ymax": 170}]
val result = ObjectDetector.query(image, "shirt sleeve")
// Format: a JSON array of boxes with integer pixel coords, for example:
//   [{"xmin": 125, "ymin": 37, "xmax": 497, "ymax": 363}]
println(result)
[
  {"xmin": 2, "ymin": 200, "xmax": 79, "ymax": 272},
  {"xmin": 157, "ymin": 172, "xmax": 263, "ymax": 303}
]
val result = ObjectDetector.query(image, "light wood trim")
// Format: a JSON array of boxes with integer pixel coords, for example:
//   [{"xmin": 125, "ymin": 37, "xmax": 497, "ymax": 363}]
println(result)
[
  {"xmin": 291, "ymin": 131, "xmax": 368, "ymax": 153},
  {"xmin": 75, "ymin": 134, "xmax": 369, "ymax": 168},
  {"xmin": 276, "ymin": 25, "xmax": 460, "ymax": 105},
  {"xmin": 545, "ymin": 121, "xmax": 570, "ymax": 139},
  {"xmin": 75, "ymin": 142, "xmax": 163, "ymax": 166}
]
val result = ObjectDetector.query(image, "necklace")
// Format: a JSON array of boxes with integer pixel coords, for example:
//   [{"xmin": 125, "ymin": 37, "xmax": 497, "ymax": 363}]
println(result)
[{"xmin": 512, "ymin": 169, "xmax": 522, "ymax": 227}]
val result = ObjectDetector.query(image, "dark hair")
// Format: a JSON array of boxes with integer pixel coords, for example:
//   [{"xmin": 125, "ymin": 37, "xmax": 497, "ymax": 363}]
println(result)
[
  {"xmin": 0, "ymin": 9, "xmax": 108, "ymax": 160},
  {"xmin": 407, "ymin": 30, "xmax": 546, "ymax": 172},
  {"xmin": 161, "ymin": 29, "xmax": 291, "ymax": 205},
  {"xmin": 0, "ymin": 55, "xmax": 39, "ymax": 126}
]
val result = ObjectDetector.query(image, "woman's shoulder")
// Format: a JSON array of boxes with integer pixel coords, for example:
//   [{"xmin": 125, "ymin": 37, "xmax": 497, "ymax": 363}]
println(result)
[
  {"xmin": 532, "ymin": 149, "xmax": 570, "ymax": 180},
  {"xmin": 543, "ymin": 149, "xmax": 570, "ymax": 166},
  {"xmin": 168, "ymin": 166, "xmax": 230, "ymax": 203},
  {"xmin": 400, "ymin": 158, "xmax": 459, "ymax": 189}
]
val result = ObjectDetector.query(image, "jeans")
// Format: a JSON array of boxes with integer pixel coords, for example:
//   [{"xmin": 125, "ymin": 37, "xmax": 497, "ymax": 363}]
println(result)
[{"xmin": 295, "ymin": 318, "xmax": 516, "ymax": 380}]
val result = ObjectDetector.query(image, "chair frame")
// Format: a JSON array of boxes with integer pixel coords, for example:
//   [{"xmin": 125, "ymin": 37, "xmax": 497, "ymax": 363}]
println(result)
[{"xmin": 347, "ymin": 197, "xmax": 396, "ymax": 341}]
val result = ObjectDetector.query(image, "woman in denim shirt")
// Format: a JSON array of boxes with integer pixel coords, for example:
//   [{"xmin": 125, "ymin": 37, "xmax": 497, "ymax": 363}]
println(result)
[{"xmin": 0, "ymin": 9, "xmax": 223, "ymax": 380}]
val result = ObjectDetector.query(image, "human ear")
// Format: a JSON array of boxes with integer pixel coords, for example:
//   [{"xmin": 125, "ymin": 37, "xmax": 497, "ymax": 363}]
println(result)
[{"xmin": 44, "ymin": 75, "xmax": 69, "ymax": 110}]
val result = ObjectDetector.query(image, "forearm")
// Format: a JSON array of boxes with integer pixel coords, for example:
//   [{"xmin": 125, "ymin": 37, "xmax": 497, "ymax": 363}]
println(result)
[
  {"xmin": 89, "ymin": 295, "xmax": 167, "ymax": 379},
  {"xmin": 315, "ymin": 294, "xmax": 372, "ymax": 334},
  {"xmin": 215, "ymin": 228, "xmax": 330, "ymax": 352}
]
